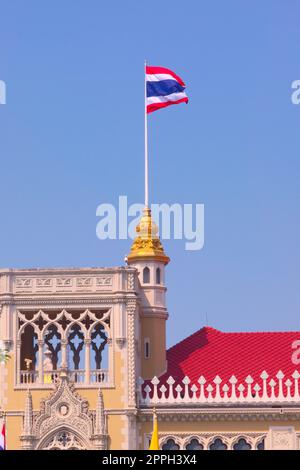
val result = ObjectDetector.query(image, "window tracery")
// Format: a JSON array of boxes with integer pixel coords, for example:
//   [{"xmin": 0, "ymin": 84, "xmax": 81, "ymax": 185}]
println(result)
[
  {"xmin": 17, "ymin": 308, "xmax": 111, "ymax": 386},
  {"xmin": 233, "ymin": 438, "xmax": 251, "ymax": 450},
  {"xmin": 185, "ymin": 438, "xmax": 203, "ymax": 450},
  {"xmin": 159, "ymin": 434, "xmax": 266, "ymax": 450}
]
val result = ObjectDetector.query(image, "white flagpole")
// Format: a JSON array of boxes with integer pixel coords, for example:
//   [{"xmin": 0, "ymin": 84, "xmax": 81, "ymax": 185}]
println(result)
[{"xmin": 144, "ymin": 59, "xmax": 149, "ymax": 208}]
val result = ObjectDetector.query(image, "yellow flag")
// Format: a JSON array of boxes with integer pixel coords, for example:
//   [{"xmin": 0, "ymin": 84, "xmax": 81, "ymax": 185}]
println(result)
[{"xmin": 149, "ymin": 410, "xmax": 159, "ymax": 450}]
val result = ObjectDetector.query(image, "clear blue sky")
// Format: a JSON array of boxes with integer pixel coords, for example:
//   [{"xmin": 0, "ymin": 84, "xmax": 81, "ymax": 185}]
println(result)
[{"xmin": 0, "ymin": 1, "xmax": 299, "ymax": 347}]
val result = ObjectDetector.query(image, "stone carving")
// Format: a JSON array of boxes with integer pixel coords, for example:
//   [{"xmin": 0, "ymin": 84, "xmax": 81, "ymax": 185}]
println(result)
[
  {"xmin": 266, "ymin": 427, "xmax": 296, "ymax": 450},
  {"xmin": 56, "ymin": 278, "xmax": 73, "ymax": 287},
  {"xmin": 77, "ymin": 278, "xmax": 92, "ymax": 287},
  {"xmin": 96, "ymin": 276, "xmax": 112, "ymax": 286},
  {"xmin": 127, "ymin": 299, "xmax": 137, "ymax": 407},
  {"xmin": 127, "ymin": 272, "xmax": 135, "ymax": 291},
  {"xmin": 21, "ymin": 373, "xmax": 108, "ymax": 450},
  {"xmin": 36, "ymin": 279, "xmax": 53, "ymax": 287},
  {"xmin": 43, "ymin": 431, "xmax": 86, "ymax": 450},
  {"xmin": 16, "ymin": 278, "xmax": 32, "ymax": 288}
]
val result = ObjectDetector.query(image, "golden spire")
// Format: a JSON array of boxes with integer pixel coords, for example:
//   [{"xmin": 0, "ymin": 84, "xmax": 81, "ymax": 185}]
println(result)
[{"xmin": 127, "ymin": 208, "xmax": 169, "ymax": 265}]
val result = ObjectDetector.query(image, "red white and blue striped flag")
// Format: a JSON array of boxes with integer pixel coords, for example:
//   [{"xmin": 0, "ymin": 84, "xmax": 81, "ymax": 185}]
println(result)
[
  {"xmin": 146, "ymin": 66, "xmax": 188, "ymax": 113},
  {"xmin": 0, "ymin": 423, "xmax": 5, "ymax": 450}
]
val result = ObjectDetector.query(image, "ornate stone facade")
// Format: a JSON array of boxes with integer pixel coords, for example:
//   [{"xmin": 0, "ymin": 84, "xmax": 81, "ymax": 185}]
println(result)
[
  {"xmin": 0, "ymin": 258, "xmax": 300, "ymax": 450},
  {"xmin": 19, "ymin": 373, "xmax": 108, "ymax": 450}
]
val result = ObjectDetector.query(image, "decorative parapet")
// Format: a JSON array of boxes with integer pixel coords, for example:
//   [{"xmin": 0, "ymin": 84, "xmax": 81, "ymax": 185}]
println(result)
[{"xmin": 139, "ymin": 370, "xmax": 300, "ymax": 406}]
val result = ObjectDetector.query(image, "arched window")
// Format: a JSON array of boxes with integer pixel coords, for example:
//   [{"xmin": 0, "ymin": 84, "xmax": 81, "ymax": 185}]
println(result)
[
  {"xmin": 143, "ymin": 267, "xmax": 150, "ymax": 284},
  {"xmin": 162, "ymin": 439, "xmax": 179, "ymax": 450},
  {"xmin": 89, "ymin": 323, "xmax": 109, "ymax": 384},
  {"xmin": 20, "ymin": 324, "xmax": 38, "ymax": 383},
  {"xmin": 233, "ymin": 438, "xmax": 251, "ymax": 450},
  {"xmin": 257, "ymin": 439, "xmax": 265, "ymax": 450},
  {"xmin": 185, "ymin": 438, "xmax": 203, "ymax": 450},
  {"xmin": 156, "ymin": 267, "xmax": 161, "ymax": 284},
  {"xmin": 44, "ymin": 324, "xmax": 61, "ymax": 370},
  {"xmin": 67, "ymin": 324, "xmax": 84, "ymax": 371},
  {"xmin": 209, "ymin": 438, "xmax": 227, "ymax": 450}
]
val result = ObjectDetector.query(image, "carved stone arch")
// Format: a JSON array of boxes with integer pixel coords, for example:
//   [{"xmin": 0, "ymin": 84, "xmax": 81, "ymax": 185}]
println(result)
[
  {"xmin": 254, "ymin": 435, "xmax": 266, "ymax": 450},
  {"xmin": 207, "ymin": 435, "xmax": 230, "ymax": 450},
  {"xmin": 66, "ymin": 323, "xmax": 85, "ymax": 370},
  {"xmin": 182, "ymin": 435, "xmax": 204, "ymax": 450},
  {"xmin": 160, "ymin": 435, "xmax": 182, "ymax": 450},
  {"xmin": 41, "ymin": 320, "xmax": 64, "ymax": 340},
  {"xmin": 18, "ymin": 321, "xmax": 40, "ymax": 340},
  {"xmin": 87, "ymin": 319, "xmax": 111, "ymax": 340},
  {"xmin": 65, "ymin": 320, "xmax": 86, "ymax": 339},
  {"xmin": 231, "ymin": 434, "xmax": 252, "ymax": 450},
  {"xmin": 89, "ymin": 322, "xmax": 109, "ymax": 370},
  {"xmin": 19, "ymin": 323, "xmax": 39, "ymax": 371},
  {"xmin": 36, "ymin": 426, "xmax": 90, "ymax": 450}
]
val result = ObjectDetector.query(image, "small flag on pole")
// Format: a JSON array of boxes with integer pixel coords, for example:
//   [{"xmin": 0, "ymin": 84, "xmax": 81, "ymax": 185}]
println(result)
[
  {"xmin": 148, "ymin": 408, "xmax": 159, "ymax": 450},
  {"xmin": 0, "ymin": 422, "xmax": 6, "ymax": 450},
  {"xmin": 146, "ymin": 65, "xmax": 188, "ymax": 114}
]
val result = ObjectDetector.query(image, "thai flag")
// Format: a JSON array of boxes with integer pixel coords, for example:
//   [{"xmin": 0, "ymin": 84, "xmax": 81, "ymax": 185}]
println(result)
[
  {"xmin": 146, "ymin": 66, "xmax": 188, "ymax": 113},
  {"xmin": 0, "ymin": 423, "xmax": 5, "ymax": 450}
]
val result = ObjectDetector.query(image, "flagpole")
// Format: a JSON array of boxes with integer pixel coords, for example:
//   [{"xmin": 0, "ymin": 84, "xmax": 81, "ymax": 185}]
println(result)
[{"xmin": 144, "ymin": 59, "xmax": 149, "ymax": 208}]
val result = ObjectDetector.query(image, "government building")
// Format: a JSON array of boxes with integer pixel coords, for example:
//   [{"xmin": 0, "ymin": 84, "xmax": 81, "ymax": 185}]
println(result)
[{"xmin": 0, "ymin": 208, "xmax": 300, "ymax": 450}]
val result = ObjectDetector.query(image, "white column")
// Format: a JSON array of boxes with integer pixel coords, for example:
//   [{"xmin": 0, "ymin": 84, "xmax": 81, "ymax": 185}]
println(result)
[
  {"xmin": 85, "ymin": 339, "xmax": 91, "ymax": 385},
  {"xmin": 38, "ymin": 340, "xmax": 43, "ymax": 384},
  {"xmin": 16, "ymin": 339, "xmax": 21, "ymax": 385},
  {"xmin": 61, "ymin": 339, "xmax": 68, "ymax": 369}
]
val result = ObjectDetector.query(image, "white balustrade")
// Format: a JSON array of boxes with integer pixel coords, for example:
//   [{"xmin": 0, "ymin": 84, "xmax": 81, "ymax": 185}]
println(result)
[
  {"xmin": 90, "ymin": 369, "xmax": 109, "ymax": 384},
  {"xmin": 139, "ymin": 370, "xmax": 300, "ymax": 406},
  {"xmin": 19, "ymin": 368, "xmax": 109, "ymax": 386},
  {"xmin": 20, "ymin": 370, "xmax": 38, "ymax": 384}
]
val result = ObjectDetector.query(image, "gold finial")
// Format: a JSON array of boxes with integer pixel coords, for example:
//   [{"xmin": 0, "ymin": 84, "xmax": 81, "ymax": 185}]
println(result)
[{"xmin": 127, "ymin": 208, "xmax": 169, "ymax": 265}]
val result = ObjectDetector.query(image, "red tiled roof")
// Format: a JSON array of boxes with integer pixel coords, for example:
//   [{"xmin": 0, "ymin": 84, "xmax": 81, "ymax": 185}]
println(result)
[{"xmin": 164, "ymin": 326, "xmax": 300, "ymax": 384}]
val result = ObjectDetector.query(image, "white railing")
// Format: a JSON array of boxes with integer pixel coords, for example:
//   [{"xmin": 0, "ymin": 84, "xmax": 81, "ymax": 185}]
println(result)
[
  {"xmin": 20, "ymin": 370, "xmax": 38, "ymax": 384},
  {"xmin": 90, "ymin": 369, "xmax": 109, "ymax": 384},
  {"xmin": 139, "ymin": 370, "xmax": 300, "ymax": 405},
  {"xmin": 19, "ymin": 369, "xmax": 109, "ymax": 386},
  {"xmin": 69, "ymin": 369, "xmax": 85, "ymax": 383}
]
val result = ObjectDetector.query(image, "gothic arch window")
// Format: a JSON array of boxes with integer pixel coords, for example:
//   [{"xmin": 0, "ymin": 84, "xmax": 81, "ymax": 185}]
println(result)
[
  {"xmin": 20, "ymin": 324, "xmax": 38, "ymax": 382},
  {"xmin": 209, "ymin": 438, "xmax": 227, "ymax": 450},
  {"xmin": 90, "ymin": 323, "xmax": 108, "ymax": 383},
  {"xmin": 67, "ymin": 323, "xmax": 85, "ymax": 371},
  {"xmin": 257, "ymin": 439, "xmax": 265, "ymax": 450},
  {"xmin": 233, "ymin": 438, "xmax": 251, "ymax": 450},
  {"xmin": 156, "ymin": 267, "xmax": 161, "ymax": 284},
  {"xmin": 162, "ymin": 439, "xmax": 180, "ymax": 450},
  {"xmin": 143, "ymin": 267, "xmax": 150, "ymax": 284},
  {"xmin": 17, "ymin": 308, "xmax": 111, "ymax": 386},
  {"xmin": 44, "ymin": 324, "xmax": 61, "ymax": 371},
  {"xmin": 185, "ymin": 438, "xmax": 203, "ymax": 450}
]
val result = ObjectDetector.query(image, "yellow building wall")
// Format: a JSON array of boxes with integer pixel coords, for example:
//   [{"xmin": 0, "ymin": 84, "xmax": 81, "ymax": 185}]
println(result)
[
  {"xmin": 138, "ymin": 416, "xmax": 300, "ymax": 449},
  {"xmin": 141, "ymin": 316, "xmax": 166, "ymax": 379},
  {"xmin": 4, "ymin": 350, "xmax": 129, "ymax": 450}
]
